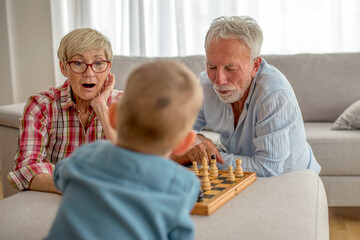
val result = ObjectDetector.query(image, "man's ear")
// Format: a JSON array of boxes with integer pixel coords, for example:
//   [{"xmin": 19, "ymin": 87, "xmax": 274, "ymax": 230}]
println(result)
[
  {"xmin": 172, "ymin": 131, "xmax": 196, "ymax": 156},
  {"xmin": 251, "ymin": 57, "xmax": 262, "ymax": 78},
  {"xmin": 59, "ymin": 61, "xmax": 68, "ymax": 77},
  {"xmin": 109, "ymin": 102, "xmax": 118, "ymax": 129}
]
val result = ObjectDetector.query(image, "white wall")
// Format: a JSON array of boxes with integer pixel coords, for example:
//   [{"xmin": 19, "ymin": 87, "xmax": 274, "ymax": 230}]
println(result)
[
  {"xmin": 0, "ymin": 0, "xmax": 13, "ymax": 105},
  {"xmin": 0, "ymin": 0, "xmax": 55, "ymax": 105}
]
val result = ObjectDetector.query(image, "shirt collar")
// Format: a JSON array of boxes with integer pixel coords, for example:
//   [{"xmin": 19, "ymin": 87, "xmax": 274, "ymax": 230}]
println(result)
[
  {"xmin": 244, "ymin": 57, "xmax": 265, "ymax": 110},
  {"xmin": 60, "ymin": 80, "xmax": 76, "ymax": 110}
]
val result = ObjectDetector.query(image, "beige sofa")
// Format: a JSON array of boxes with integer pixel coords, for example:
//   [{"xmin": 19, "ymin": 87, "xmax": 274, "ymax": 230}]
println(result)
[
  {"xmin": 1, "ymin": 53, "xmax": 360, "ymax": 206},
  {"xmin": 0, "ymin": 54, "xmax": 334, "ymax": 239}
]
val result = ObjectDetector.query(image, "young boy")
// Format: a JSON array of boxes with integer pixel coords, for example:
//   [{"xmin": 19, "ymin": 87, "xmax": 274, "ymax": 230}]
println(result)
[{"xmin": 46, "ymin": 60, "xmax": 203, "ymax": 240}]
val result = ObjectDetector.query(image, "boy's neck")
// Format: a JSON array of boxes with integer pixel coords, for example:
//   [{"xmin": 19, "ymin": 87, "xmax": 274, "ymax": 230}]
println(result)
[{"xmin": 115, "ymin": 141, "xmax": 171, "ymax": 158}]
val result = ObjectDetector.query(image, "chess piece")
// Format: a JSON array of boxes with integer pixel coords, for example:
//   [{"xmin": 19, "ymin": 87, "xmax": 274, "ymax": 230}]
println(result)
[
  {"xmin": 235, "ymin": 158, "xmax": 244, "ymax": 177},
  {"xmin": 201, "ymin": 157, "xmax": 211, "ymax": 191},
  {"xmin": 197, "ymin": 188, "xmax": 204, "ymax": 202},
  {"xmin": 209, "ymin": 156, "xmax": 218, "ymax": 177},
  {"xmin": 227, "ymin": 166, "xmax": 236, "ymax": 181},
  {"xmin": 192, "ymin": 161, "xmax": 199, "ymax": 175}
]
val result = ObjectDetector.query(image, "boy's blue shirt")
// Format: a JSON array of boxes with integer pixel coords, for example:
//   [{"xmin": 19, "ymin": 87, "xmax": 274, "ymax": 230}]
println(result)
[{"xmin": 46, "ymin": 140, "xmax": 200, "ymax": 240}]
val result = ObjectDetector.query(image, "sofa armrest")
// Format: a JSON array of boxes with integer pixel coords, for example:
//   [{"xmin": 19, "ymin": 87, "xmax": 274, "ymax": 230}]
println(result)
[{"xmin": 0, "ymin": 103, "xmax": 24, "ymax": 198}]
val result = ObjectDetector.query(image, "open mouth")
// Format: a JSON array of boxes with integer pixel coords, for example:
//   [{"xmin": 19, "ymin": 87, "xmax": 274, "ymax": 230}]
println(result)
[{"xmin": 82, "ymin": 83, "xmax": 96, "ymax": 88}]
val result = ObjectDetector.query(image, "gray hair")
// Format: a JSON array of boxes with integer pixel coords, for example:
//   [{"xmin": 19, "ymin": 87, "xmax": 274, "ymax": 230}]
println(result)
[{"xmin": 205, "ymin": 16, "xmax": 263, "ymax": 60}]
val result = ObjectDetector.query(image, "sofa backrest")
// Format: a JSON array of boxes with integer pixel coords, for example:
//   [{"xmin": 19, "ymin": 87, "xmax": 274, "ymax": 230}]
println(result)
[{"xmin": 111, "ymin": 53, "xmax": 360, "ymax": 122}]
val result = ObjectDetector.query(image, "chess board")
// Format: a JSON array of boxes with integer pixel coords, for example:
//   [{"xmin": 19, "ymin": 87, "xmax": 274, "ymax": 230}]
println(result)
[{"xmin": 191, "ymin": 170, "xmax": 256, "ymax": 216}]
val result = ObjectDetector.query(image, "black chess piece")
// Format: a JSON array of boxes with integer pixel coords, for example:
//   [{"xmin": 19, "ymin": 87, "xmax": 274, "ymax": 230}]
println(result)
[
  {"xmin": 211, "ymin": 154, "xmax": 216, "ymax": 160},
  {"xmin": 197, "ymin": 188, "xmax": 204, "ymax": 202}
]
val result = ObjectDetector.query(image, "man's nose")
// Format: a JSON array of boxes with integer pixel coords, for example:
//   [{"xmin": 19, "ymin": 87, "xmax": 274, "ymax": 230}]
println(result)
[{"xmin": 215, "ymin": 69, "xmax": 227, "ymax": 85}]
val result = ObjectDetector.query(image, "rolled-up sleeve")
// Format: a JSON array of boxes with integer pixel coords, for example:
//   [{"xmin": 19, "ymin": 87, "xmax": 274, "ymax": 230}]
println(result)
[{"xmin": 7, "ymin": 97, "xmax": 54, "ymax": 190}]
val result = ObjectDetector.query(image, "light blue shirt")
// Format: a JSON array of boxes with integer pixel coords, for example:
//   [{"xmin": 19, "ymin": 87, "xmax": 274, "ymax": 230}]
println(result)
[
  {"xmin": 194, "ymin": 58, "xmax": 321, "ymax": 177},
  {"xmin": 46, "ymin": 140, "xmax": 200, "ymax": 240}
]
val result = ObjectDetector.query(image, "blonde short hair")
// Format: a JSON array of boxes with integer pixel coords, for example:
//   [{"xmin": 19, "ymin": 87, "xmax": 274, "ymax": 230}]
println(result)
[
  {"xmin": 205, "ymin": 16, "xmax": 263, "ymax": 60},
  {"xmin": 117, "ymin": 60, "xmax": 203, "ymax": 155},
  {"xmin": 57, "ymin": 28, "xmax": 113, "ymax": 62}
]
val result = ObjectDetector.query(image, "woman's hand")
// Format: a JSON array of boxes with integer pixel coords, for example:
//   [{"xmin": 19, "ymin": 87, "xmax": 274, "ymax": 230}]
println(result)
[
  {"xmin": 91, "ymin": 73, "xmax": 115, "ymax": 109},
  {"xmin": 90, "ymin": 73, "xmax": 118, "ymax": 143},
  {"xmin": 171, "ymin": 134, "xmax": 225, "ymax": 165}
]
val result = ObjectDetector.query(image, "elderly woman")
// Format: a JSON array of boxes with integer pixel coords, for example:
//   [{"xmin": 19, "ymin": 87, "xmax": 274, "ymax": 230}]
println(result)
[{"xmin": 8, "ymin": 28, "xmax": 122, "ymax": 194}]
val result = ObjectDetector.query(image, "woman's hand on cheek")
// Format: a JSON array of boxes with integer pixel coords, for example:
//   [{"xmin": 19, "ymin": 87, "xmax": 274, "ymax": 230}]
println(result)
[{"xmin": 90, "ymin": 73, "xmax": 115, "ymax": 109}]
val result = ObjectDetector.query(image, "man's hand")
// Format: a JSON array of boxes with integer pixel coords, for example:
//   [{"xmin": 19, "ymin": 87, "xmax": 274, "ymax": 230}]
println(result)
[{"xmin": 171, "ymin": 134, "xmax": 225, "ymax": 165}]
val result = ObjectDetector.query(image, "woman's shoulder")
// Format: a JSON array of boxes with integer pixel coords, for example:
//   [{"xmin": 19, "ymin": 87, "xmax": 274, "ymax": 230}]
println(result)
[
  {"xmin": 24, "ymin": 81, "xmax": 70, "ymax": 115},
  {"xmin": 31, "ymin": 81, "xmax": 70, "ymax": 103}
]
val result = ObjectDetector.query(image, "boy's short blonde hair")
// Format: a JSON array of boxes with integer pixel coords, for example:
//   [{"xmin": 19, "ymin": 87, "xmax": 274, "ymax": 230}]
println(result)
[
  {"xmin": 57, "ymin": 28, "xmax": 113, "ymax": 62},
  {"xmin": 117, "ymin": 60, "xmax": 203, "ymax": 155}
]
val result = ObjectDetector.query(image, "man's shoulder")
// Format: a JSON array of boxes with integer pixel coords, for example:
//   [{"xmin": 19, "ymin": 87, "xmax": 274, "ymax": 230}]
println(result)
[{"xmin": 255, "ymin": 60, "xmax": 294, "ymax": 95}]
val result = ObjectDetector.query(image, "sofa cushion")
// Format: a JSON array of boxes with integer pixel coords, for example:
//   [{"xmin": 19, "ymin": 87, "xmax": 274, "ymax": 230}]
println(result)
[
  {"xmin": 0, "ymin": 103, "xmax": 25, "ymax": 128},
  {"xmin": 193, "ymin": 170, "xmax": 329, "ymax": 240},
  {"xmin": 264, "ymin": 53, "xmax": 360, "ymax": 122},
  {"xmin": 111, "ymin": 55, "xmax": 206, "ymax": 90},
  {"xmin": 332, "ymin": 99, "xmax": 360, "ymax": 130},
  {"xmin": 305, "ymin": 122, "xmax": 360, "ymax": 176},
  {"xmin": 112, "ymin": 53, "xmax": 360, "ymax": 122},
  {"xmin": 0, "ymin": 170, "xmax": 329, "ymax": 240}
]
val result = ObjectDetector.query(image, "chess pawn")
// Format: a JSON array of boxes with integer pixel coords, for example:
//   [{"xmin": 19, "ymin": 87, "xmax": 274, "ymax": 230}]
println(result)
[
  {"xmin": 192, "ymin": 161, "xmax": 199, "ymax": 175},
  {"xmin": 209, "ymin": 158, "xmax": 218, "ymax": 177},
  {"xmin": 201, "ymin": 157, "xmax": 211, "ymax": 191},
  {"xmin": 235, "ymin": 159, "xmax": 244, "ymax": 177},
  {"xmin": 227, "ymin": 166, "xmax": 236, "ymax": 181}
]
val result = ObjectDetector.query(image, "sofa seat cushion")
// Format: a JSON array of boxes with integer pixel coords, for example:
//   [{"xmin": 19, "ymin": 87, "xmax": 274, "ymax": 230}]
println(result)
[
  {"xmin": 0, "ymin": 103, "xmax": 25, "ymax": 128},
  {"xmin": 305, "ymin": 122, "xmax": 360, "ymax": 176},
  {"xmin": 0, "ymin": 170, "xmax": 328, "ymax": 240}
]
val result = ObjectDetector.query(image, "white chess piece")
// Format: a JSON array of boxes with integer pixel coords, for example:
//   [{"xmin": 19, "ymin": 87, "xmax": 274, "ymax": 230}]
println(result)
[
  {"xmin": 201, "ymin": 157, "xmax": 211, "ymax": 190},
  {"xmin": 235, "ymin": 159, "xmax": 244, "ymax": 177},
  {"xmin": 227, "ymin": 166, "xmax": 235, "ymax": 181}
]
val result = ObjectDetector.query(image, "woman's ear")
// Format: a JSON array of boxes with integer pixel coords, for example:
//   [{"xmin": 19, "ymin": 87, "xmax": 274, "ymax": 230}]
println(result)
[
  {"xmin": 108, "ymin": 62, "xmax": 112, "ymax": 72},
  {"xmin": 59, "ymin": 61, "xmax": 68, "ymax": 77},
  {"xmin": 109, "ymin": 102, "xmax": 118, "ymax": 129},
  {"xmin": 172, "ymin": 131, "xmax": 196, "ymax": 156}
]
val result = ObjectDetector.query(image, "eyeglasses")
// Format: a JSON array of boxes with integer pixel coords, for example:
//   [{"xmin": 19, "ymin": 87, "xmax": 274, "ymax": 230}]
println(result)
[{"xmin": 66, "ymin": 61, "xmax": 110, "ymax": 74}]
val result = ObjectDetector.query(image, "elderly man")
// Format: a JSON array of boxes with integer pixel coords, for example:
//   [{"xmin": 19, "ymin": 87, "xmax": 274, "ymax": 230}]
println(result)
[{"xmin": 173, "ymin": 16, "xmax": 321, "ymax": 177}]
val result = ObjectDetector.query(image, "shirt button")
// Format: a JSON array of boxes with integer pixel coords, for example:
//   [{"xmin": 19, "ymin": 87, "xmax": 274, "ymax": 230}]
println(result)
[{"xmin": 230, "ymin": 116, "xmax": 233, "ymax": 119}]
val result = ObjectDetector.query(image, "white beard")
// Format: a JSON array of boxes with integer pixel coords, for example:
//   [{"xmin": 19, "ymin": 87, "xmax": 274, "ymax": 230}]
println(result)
[{"xmin": 213, "ymin": 84, "xmax": 243, "ymax": 103}]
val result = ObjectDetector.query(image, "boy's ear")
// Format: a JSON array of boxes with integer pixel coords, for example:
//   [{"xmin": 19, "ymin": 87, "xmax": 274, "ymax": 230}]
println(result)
[
  {"xmin": 109, "ymin": 102, "xmax": 118, "ymax": 129},
  {"xmin": 172, "ymin": 131, "xmax": 196, "ymax": 156}
]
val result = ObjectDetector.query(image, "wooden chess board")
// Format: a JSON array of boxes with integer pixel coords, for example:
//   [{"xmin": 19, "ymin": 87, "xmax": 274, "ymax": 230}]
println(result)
[{"xmin": 191, "ymin": 170, "xmax": 256, "ymax": 216}]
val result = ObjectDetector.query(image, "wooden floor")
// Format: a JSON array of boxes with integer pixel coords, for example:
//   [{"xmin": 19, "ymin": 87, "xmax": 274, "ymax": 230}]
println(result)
[
  {"xmin": 0, "ymin": 172, "xmax": 359, "ymax": 239},
  {"xmin": 329, "ymin": 207, "xmax": 360, "ymax": 240}
]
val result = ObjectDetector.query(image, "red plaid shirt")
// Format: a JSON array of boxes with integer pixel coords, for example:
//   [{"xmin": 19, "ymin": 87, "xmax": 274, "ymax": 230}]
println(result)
[{"xmin": 8, "ymin": 80, "xmax": 122, "ymax": 190}]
